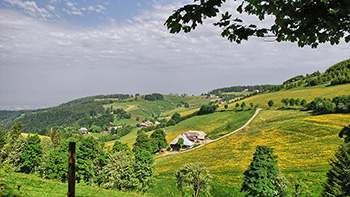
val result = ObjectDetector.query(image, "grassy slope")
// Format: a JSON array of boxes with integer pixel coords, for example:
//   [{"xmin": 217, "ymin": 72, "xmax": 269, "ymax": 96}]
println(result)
[
  {"xmin": 229, "ymin": 83, "xmax": 350, "ymax": 109},
  {"xmin": 103, "ymin": 95, "xmax": 209, "ymax": 126},
  {"xmin": 0, "ymin": 170, "xmax": 141, "ymax": 197},
  {"xmin": 114, "ymin": 110, "xmax": 255, "ymax": 148},
  {"xmin": 150, "ymin": 83, "xmax": 350, "ymax": 196},
  {"xmin": 151, "ymin": 110, "xmax": 350, "ymax": 196}
]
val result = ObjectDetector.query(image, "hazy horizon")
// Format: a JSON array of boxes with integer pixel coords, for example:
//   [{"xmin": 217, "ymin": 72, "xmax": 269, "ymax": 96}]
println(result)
[{"xmin": 1, "ymin": 0, "xmax": 349, "ymax": 110}]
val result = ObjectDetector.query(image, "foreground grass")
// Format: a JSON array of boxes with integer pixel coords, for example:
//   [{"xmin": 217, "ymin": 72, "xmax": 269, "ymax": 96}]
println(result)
[
  {"xmin": 151, "ymin": 110, "xmax": 350, "ymax": 196},
  {"xmin": 0, "ymin": 170, "xmax": 141, "ymax": 197}
]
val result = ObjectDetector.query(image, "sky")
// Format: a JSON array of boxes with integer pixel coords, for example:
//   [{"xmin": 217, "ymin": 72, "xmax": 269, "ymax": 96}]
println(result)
[{"xmin": 0, "ymin": 0, "xmax": 349, "ymax": 110}]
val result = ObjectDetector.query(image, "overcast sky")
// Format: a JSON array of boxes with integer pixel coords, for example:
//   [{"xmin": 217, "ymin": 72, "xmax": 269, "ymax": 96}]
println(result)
[{"xmin": 0, "ymin": 0, "xmax": 349, "ymax": 110}]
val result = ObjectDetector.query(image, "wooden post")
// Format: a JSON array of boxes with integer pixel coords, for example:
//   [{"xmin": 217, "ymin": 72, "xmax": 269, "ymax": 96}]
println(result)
[{"xmin": 68, "ymin": 142, "xmax": 76, "ymax": 197}]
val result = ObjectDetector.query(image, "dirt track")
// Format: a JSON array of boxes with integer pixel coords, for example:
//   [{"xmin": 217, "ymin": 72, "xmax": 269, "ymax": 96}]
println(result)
[{"xmin": 158, "ymin": 108, "xmax": 262, "ymax": 157}]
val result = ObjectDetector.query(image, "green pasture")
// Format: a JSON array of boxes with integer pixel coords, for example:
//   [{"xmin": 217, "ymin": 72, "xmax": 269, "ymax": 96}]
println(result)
[
  {"xmin": 0, "ymin": 169, "xmax": 141, "ymax": 197},
  {"xmin": 152, "ymin": 109, "xmax": 350, "ymax": 196},
  {"xmin": 230, "ymin": 83, "xmax": 350, "ymax": 109}
]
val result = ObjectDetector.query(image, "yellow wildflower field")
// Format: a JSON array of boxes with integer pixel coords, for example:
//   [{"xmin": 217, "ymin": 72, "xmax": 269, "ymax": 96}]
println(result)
[{"xmin": 155, "ymin": 110, "xmax": 350, "ymax": 190}]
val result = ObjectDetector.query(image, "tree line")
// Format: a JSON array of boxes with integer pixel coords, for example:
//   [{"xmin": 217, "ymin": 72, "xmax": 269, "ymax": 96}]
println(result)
[
  {"xmin": 308, "ymin": 95, "xmax": 350, "ymax": 114},
  {"xmin": 0, "ymin": 123, "xmax": 169, "ymax": 194},
  {"xmin": 209, "ymin": 85, "xmax": 273, "ymax": 94}
]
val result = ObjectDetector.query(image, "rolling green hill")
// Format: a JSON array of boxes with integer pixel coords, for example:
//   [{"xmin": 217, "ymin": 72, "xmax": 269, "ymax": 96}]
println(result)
[
  {"xmin": 1, "ymin": 59, "xmax": 350, "ymax": 196},
  {"xmin": 0, "ymin": 94, "xmax": 210, "ymax": 134},
  {"xmin": 150, "ymin": 110, "xmax": 350, "ymax": 196}
]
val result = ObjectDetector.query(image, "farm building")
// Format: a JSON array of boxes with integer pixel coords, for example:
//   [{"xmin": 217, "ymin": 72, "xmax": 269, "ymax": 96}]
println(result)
[
  {"xmin": 170, "ymin": 134, "xmax": 194, "ymax": 151},
  {"xmin": 170, "ymin": 131, "xmax": 207, "ymax": 151},
  {"xmin": 141, "ymin": 120, "xmax": 153, "ymax": 127},
  {"xmin": 79, "ymin": 127, "xmax": 88, "ymax": 134}
]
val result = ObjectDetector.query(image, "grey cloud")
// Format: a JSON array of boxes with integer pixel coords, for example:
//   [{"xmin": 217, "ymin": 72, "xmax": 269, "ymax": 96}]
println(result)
[{"xmin": 0, "ymin": 2, "xmax": 349, "ymax": 109}]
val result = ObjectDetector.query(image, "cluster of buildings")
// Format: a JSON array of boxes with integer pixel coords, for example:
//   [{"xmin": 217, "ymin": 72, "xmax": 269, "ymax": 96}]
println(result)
[
  {"xmin": 141, "ymin": 120, "xmax": 160, "ymax": 127},
  {"xmin": 170, "ymin": 131, "xmax": 207, "ymax": 151}
]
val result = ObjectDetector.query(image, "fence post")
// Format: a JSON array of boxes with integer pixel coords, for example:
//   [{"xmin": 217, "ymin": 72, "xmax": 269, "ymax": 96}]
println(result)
[{"xmin": 68, "ymin": 142, "xmax": 76, "ymax": 197}]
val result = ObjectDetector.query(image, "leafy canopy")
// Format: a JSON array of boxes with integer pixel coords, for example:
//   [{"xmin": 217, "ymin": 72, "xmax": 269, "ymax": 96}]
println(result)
[
  {"xmin": 165, "ymin": 0, "xmax": 350, "ymax": 48},
  {"xmin": 175, "ymin": 162, "xmax": 212, "ymax": 197}
]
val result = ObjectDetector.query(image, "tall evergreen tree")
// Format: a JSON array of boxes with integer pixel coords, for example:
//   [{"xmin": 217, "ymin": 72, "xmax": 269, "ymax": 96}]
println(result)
[
  {"xmin": 10, "ymin": 122, "xmax": 22, "ymax": 142},
  {"xmin": 76, "ymin": 136, "xmax": 99, "ymax": 184},
  {"xmin": 51, "ymin": 128, "xmax": 62, "ymax": 149},
  {"xmin": 20, "ymin": 134, "xmax": 42, "ymax": 174},
  {"xmin": 322, "ymin": 143, "xmax": 350, "ymax": 196},
  {"xmin": 241, "ymin": 145, "xmax": 288, "ymax": 196},
  {"xmin": 0, "ymin": 127, "xmax": 7, "ymax": 150},
  {"xmin": 339, "ymin": 124, "xmax": 350, "ymax": 143}
]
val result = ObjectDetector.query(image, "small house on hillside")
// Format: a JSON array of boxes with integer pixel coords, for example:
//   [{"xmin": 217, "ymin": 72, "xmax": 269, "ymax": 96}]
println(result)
[
  {"xmin": 108, "ymin": 126, "xmax": 122, "ymax": 132},
  {"xmin": 189, "ymin": 104, "xmax": 197, "ymax": 108},
  {"xmin": 170, "ymin": 131, "xmax": 207, "ymax": 151},
  {"xmin": 185, "ymin": 131, "xmax": 207, "ymax": 141},
  {"xmin": 170, "ymin": 134, "xmax": 194, "ymax": 151},
  {"xmin": 79, "ymin": 127, "xmax": 88, "ymax": 134},
  {"xmin": 141, "ymin": 120, "xmax": 153, "ymax": 127}
]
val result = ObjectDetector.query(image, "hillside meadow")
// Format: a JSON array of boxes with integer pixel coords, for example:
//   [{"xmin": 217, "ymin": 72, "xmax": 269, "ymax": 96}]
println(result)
[
  {"xmin": 229, "ymin": 83, "xmax": 350, "ymax": 109},
  {"xmin": 113, "ymin": 109, "xmax": 255, "ymax": 148},
  {"xmin": 102, "ymin": 95, "xmax": 209, "ymax": 126},
  {"xmin": 151, "ymin": 109, "xmax": 350, "ymax": 196}
]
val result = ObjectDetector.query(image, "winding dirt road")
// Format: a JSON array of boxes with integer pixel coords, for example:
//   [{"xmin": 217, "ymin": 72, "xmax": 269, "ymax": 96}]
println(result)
[{"xmin": 158, "ymin": 108, "xmax": 262, "ymax": 157}]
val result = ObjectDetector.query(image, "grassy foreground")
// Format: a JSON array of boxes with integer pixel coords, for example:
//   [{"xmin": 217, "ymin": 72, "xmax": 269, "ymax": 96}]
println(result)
[
  {"xmin": 0, "ymin": 169, "xmax": 141, "ymax": 197},
  {"xmin": 150, "ymin": 110, "xmax": 350, "ymax": 196}
]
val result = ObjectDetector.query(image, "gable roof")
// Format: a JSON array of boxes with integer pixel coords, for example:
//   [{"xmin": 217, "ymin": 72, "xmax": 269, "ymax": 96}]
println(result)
[
  {"xmin": 170, "ymin": 134, "xmax": 194, "ymax": 147},
  {"xmin": 185, "ymin": 130, "xmax": 207, "ymax": 140}
]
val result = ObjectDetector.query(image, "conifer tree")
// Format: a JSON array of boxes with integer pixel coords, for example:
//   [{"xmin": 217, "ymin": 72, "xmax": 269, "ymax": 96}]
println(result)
[
  {"xmin": 20, "ymin": 134, "xmax": 42, "ymax": 174},
  {"xmin": 76, "ymin": 136, "xmax": 99, "ymax": 184},
  {"xmin": 241, "ymin": 145, "xmax": 288, "ymax": 196},
  {"xmin": 0, "ymin": 127, "xmax": 7, "ymax": 150},
  {"xmin": 51, "ymin": 128, "xmax": 62, "ymax": 149},
  {"xmin": 268, "ymin": 100, "xmax": 274, "ymax": 107},
  {"xmin": 322, "ymin": 143, "xmax": 350, "ymax": 196},
  {"xmin": 339, "ymin": 124, "xmax": 350, "ymax": 143},
  {"xmin": 10, "ymin": 122, "xmax": 22, "ymax": 142}
]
